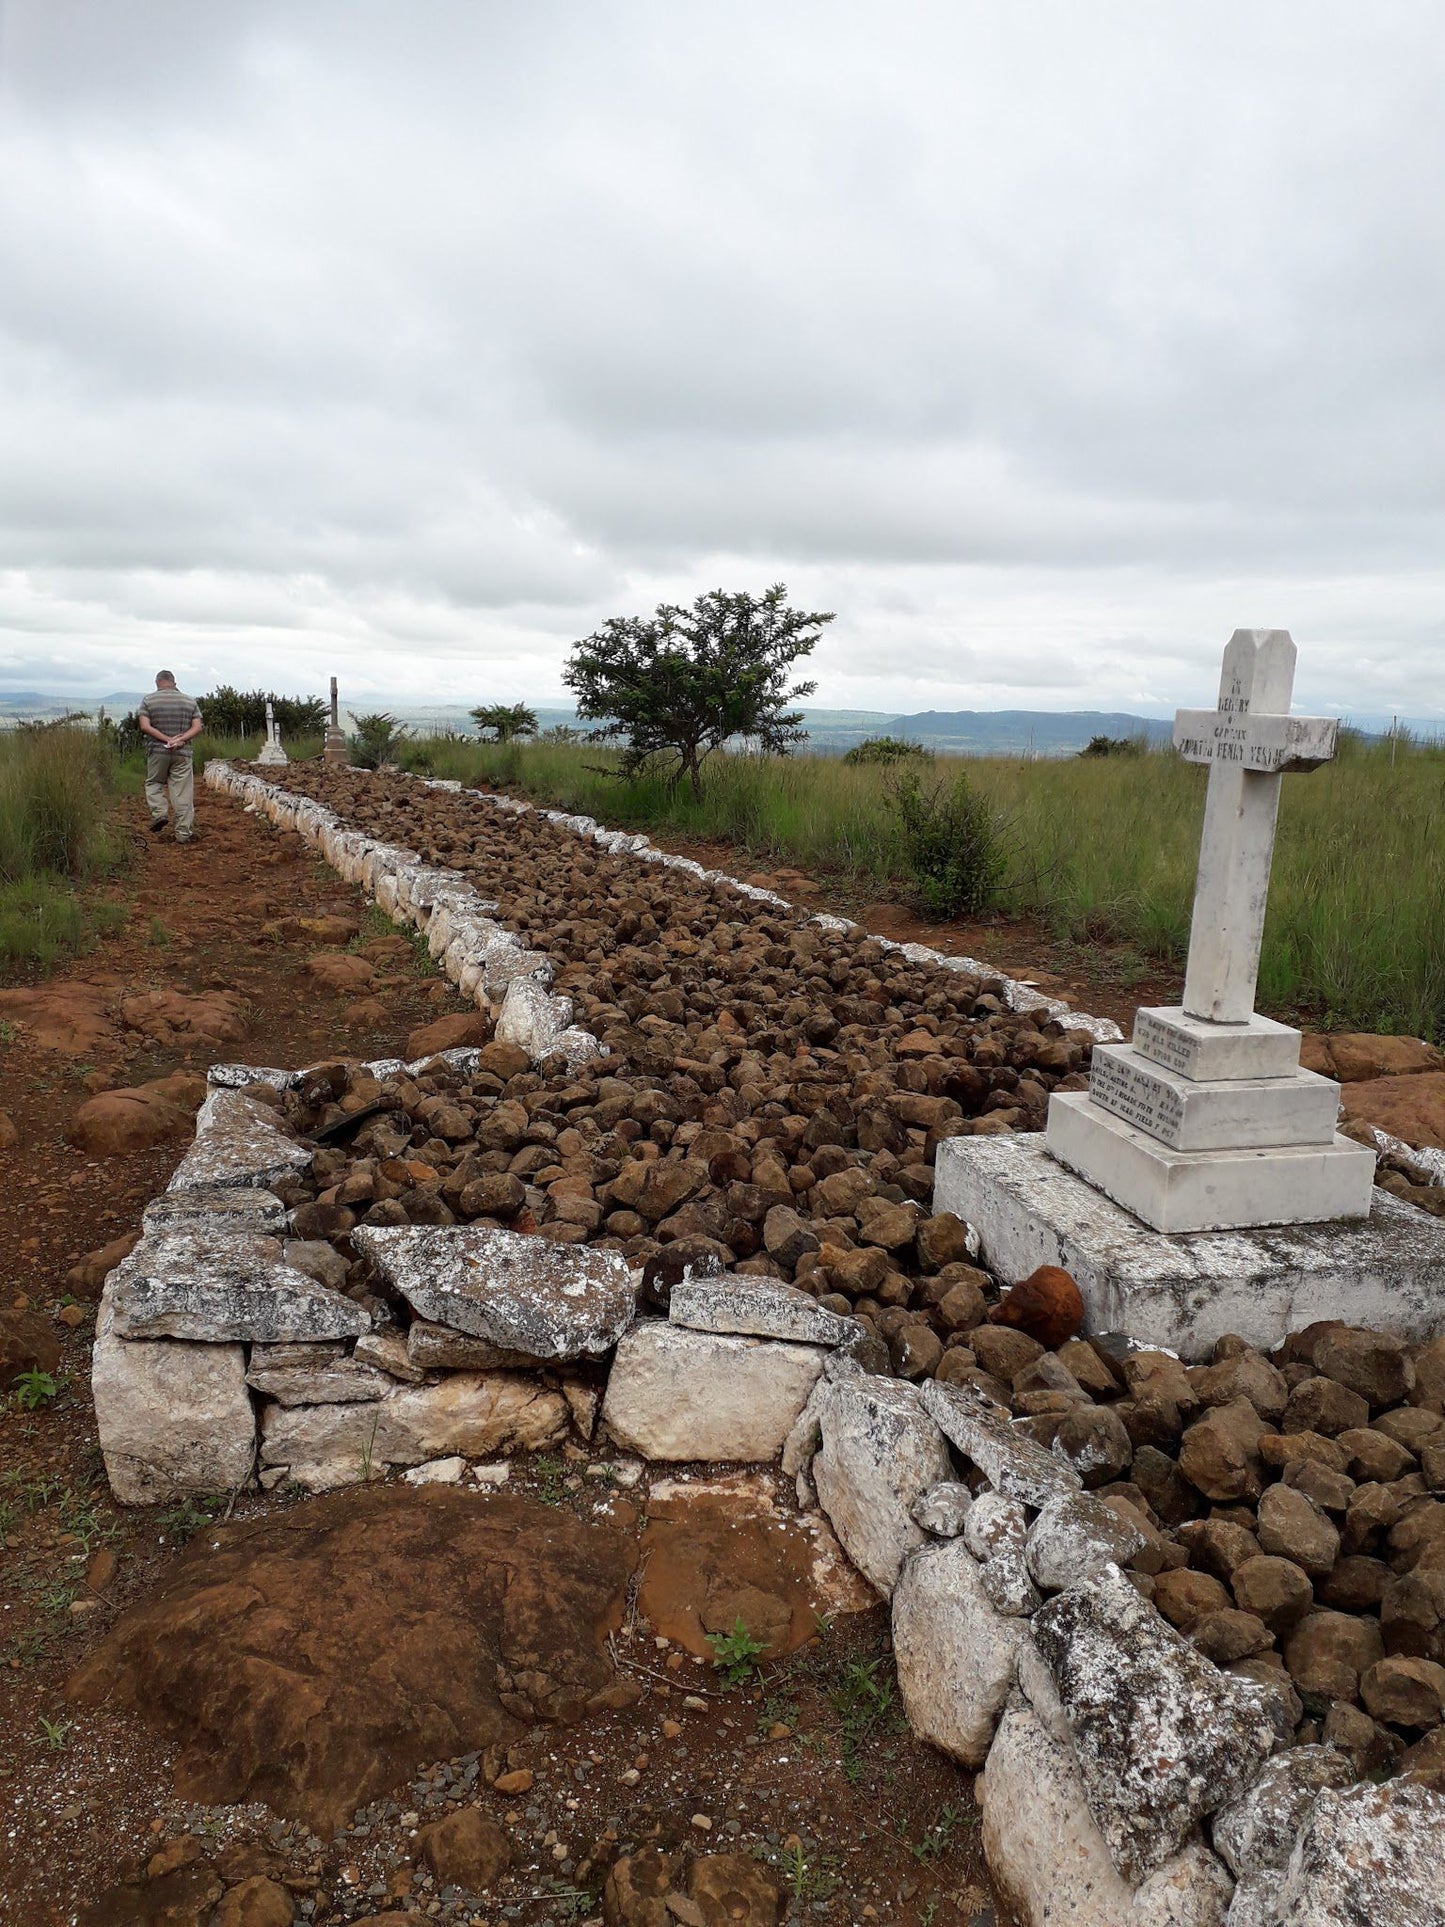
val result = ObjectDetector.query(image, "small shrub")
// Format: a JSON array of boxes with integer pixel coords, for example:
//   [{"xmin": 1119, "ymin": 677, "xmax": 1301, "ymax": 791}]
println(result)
[
  {"xmin": 888, "ymin": 769, "xmax": 1006, "ymax": 918},
  {"xmin": 347, "ymin": 713, "xmax": 410, "ymax": 770},
  {"xmin": 705, "ymin": 1616, "xmax": 768, "ymax": 1686},
  {"xmin": 11, "ymin": 1369, "xmax": 58, "ymax": 1411},
  {"xmin": 1079, "ymin": 733, "xmax": 1145, "ymax": 758},
  {"xmin": 842, "ymin": 735, "xmax": 929, "ymax": 766}
]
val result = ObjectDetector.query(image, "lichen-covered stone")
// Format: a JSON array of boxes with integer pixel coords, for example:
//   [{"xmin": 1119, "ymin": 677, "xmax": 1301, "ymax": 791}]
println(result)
[
  {"xmin": 912, "ymin": 1480, "xmax": 974, "ymax": 1537},
  {"xmin": 1271, "ymin": 1780, "xmax": 1445, "ymax": 1924},
  {"xmin": 141, "ymin": 1186, "xmax": 288, "ymax": 1234},
  {"xmin": 892, "ymin": 1540, "xmax": 1026, "ymax": 1766},
  {"xmin": 108, "ymin": 1230, "xmax": 370, "ymax": 1344},
  {"xmin": 964, "ymin": 1490, "xmax": 1041, "ymax": 1616},
  {"xmin": 814, "ymin": 1373, "xmax": 953, "ymax": 1596},
  {"xmin": 1033, "ymin": 1563, "xmax": 1278, "ymax": 1884},
  {"xmin": 1026, "ymin": 1492, "xmax": 1149, "ymax": 1593},
  {"xmin": 922, "ymin": 1377, "xmax": 1082, "ymax": 1506},
  {"xmin": 259, "ymin": 1371, "xmax": 570, "ymax": 1490},
  {"xmin": 982, "ymin": 1699, "xmax": 1236, "ymax": 1927},
  {"xmin": 167, "ymin": 1088, "xmax": 314, "ymax": 1191},
  {"xmin": 245, "ymin": 1356, "xmax": 394, "ymax": 1407},
  {"xmin": 1211, "ymin": 1746, "xmax": 1356, "ymax": 1879},
  {"xmin": 92, "ymin": 1283, "xmax": 255, "ymax": 1505},
  {"xmin": 668, "ymin": 1275, "xmax": 857, "ymax": 1349},
  {"xmin": 600, "ymin": 1323, "xmax": 825, "ymax": 1462},
  {"xmin": 354, "ymin": 1223, "xmax": 637, "ymax": 1360}
]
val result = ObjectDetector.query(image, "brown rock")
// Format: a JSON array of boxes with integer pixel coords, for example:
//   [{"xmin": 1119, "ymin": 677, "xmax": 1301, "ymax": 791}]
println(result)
[
  {"xmin": 914, "ymin": 1212, "xmax": 975, "ymax": 1271},
  {"xmin": 1259, "ymin": 1429, "xmax": 1349, "ymax": 1475},
  {"xmin": 67, "ymin": 1486, "xmax": 636, "ymax": 1833},
  {"xmin": 1177, "ymin": 1517, "xmax": 1260, "ymax": 1581},
  {"xmin": 1282, "ymin": 1376, "xmax": 1370, "ymax": 1437},
  {"xmin": 1256, "ymin": 1484, "xmax": 1341, "ymax": 1578},
  {"xmin": 1283, "ymin": 1458, "xmax": 1355, "ymax": 1515},
  {"xmin": 1313, "ymin": 1327, "xmax": 1416, "ymax": 1409},
  {"xmin": 416, "ymin": 1807, "xmax": 512, "ymax": 1891},
  {"xmin": 761, "ymin": 1204, "xmax": 820, "ymax": 1270},
  {"xmin": 1413, "ymin": 1335, "xmax": 1445, "ymax": 1414},
  {"xmin": 988, "ymin": 1264, "xmax": 1084, "ymax": 1349},
  {"xmin": 458, "ymin": 1174, "xmax": 527, "ymax": 1221},
  {"xmin": 1319, "ymin": 1556, "xmax": 1391, "ymax": 1613},
  {"xmin": 305, "ymin": 952, "xmax": 376, "ymax": 992},
  {"xmin": 78, "ymin": 1863, "xmax": 224, "ymax": 1925},
  {"xmin": 1052, "ymin": 1405, "xmax": 1134, "ymax": 1489},
  {"xmin": 1338, "ymin": 1427, "xmax": 1415, "ymax": 1484},
  {"xmin": 211, "ymin": 1876, "xmax": 296, "ymax": 1927},
  {"xmin": 935, "ymin": 1272, "xmax": 988, "ymax": 1333},
  {"xmin": 892, "ymin": 1323, "xmax": 943, "ymax": 1381},
  {"xmin": 405, "ymin": 1011, "xmax": 492, "ymax": 1061},
  {"xmin": 1152, "ymin": 1568, "xmax": 1230, "ymax": 1632},
  {"xmin": 0, "ymin": 1110, "xmax": 17, "ymax": 1151},
  {"xmin": 603, "ymin": 1848, "xmax": 675, "ymax": 1927},
  {"xmin": 0, "ymin": 1305, "xmax": 62, "ymax": 1390},
  {"xmin": 1190, "ymin": 1350, "xmax": 1289, "ymax": 1423},
  {"xmin": 1312, "ymin": 1032, "xmax": 1444, "ymax": 1082},
  {"xmin": 687, "ymin": 1853, "xmax": 780, "ymax": 1927},
  {"xmin": 492, "ymin": 1768, "xmax": 534, "ymax": 1795},
  {"xmin": 1232, "ymin": 1555, "xmax": 1314, "ymax": 1630},
  {"xmin": 1191, "ymin": 1608, "xmax": 1273, "ymax": 1664},
  {"xmin": 1341, "ymin": 1068, "xmax": 1445, "ymax": 1150},
  {"xmin": 1178, "ymin": 1399, "xmax": 1270, "ymax": 1502},
  {"xmin": 970, "ymin": 1325, "xmax": 1044, "ymax": 1382},
  {"xmin": 855, "ymin": 1199, "xmax": 919, "ymax": 1251},
  {"xmin": 66, "ymin": 1230, "xmax": 143, "ymax": 1300},
  {"xmin": 1361, "ymin": 1655, "xmax": 1445, "ymax": 1729},
  {"xmin": 1283, "ymin": 1609, "xmax": 1384, "ymax": 1702},
  {"xmin": 1056, "ymin": 1338, "xmax": 1119, "ymax": 1399},
  {"xmin": 67, "ymin": 1074, "xmax": 205, "ymax": 1156},
  {"xmin": 1401, "ymin": 1725, "xmax": 1445, "ymax": 1790}
]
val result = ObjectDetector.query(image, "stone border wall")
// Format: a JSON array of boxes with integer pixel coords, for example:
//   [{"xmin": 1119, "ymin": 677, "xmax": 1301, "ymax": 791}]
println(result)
[{"xmin": 85, "ymin": 759, "xmax": 1432, "ymax": 1926}]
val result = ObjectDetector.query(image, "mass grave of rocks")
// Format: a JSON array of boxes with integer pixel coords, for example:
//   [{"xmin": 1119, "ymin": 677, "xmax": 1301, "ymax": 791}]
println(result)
[{"xmin": 81, "ymin": 745, "xmax": 1445, "ymax": 1924}]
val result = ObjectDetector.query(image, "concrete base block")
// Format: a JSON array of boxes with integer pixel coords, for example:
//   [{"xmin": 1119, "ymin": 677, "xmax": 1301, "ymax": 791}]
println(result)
[
  {"xmin": 1045, "ymin": 1091, "xmax": 1375, "ymax": 1233},
  {"xmin": 934, "ymin": 1132, "xmax": 1445, "ymax": 1359}
]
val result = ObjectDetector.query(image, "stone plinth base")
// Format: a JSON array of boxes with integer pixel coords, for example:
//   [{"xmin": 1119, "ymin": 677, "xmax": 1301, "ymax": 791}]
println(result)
[
  {"xmin": 934, "ymin": 1133, "xmax": 1445, "ymax": 1360},
  {"xmin": 1046, "ymin": 1090, "xmax": 1376, "ymax": 1233}
]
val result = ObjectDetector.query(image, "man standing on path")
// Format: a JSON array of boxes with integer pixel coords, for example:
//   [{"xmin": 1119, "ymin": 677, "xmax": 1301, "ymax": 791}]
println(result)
[{"xmin": 137, "ymin": 671, "xmax": 203, "ymax": 842}]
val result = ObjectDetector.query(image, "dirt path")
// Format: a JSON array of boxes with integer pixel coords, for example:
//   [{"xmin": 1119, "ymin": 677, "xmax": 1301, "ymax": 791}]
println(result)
[{"xmin": 0, "ymin": 784, "xmax": 996, "ymax": 1927}]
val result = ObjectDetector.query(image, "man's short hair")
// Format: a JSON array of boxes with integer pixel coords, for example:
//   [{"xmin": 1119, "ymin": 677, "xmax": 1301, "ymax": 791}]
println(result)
[{"xmin": 155, "ymin": 670, "xmax": 176, "ymax": 687}]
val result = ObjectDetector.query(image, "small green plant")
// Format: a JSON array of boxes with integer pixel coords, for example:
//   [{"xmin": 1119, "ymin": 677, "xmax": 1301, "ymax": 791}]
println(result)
[
  {"xmin": 530, "ymin": 1453, "xmax": 566, "ymax": 1506},
  {"xmin": 359, "ymin": 1413, "xmax": 381, "ymax": 1483},
  {"xmin": 909, "ymin": 1804, "xmax": 966, "ymax": 1863},
  {"xmin": 37, "ymin": 1715, "xmax": 71, "ymax": 1751},
  {"xmin": 887, "ymin": 767, "xmax": 1006, "ymax": 919},
  {"xmin": 148, "ymin": 915, "xmax": 171, "ymax": 947},
  {"xmin": 470, "ymin": 702, "xmax": 539, "ymax": 743},
  {"xmin": 12, "ymin": 1369, "xmax": 58, "ymax": 1411},
  {"xmin": 704, "ymin": 1615, "xmax": 768, "ymax": 1687},
  {"xmin": 156, "ymin": 1494, "xmax": 224, "ymax": 1545}
]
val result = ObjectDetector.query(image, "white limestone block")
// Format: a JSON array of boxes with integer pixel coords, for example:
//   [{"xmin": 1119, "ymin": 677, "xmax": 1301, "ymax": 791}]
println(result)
[
  {"xmin": 601, "ymin": 1323, "xmax": 825, "ymax": 1462},
  {"xmin": 892, "ymin": 1539, "xmax": 1026, "ymax": 1766}
]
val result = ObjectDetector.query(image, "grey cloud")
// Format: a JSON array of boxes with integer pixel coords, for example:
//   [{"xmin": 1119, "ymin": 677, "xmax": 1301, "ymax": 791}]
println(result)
[{"xmin": 1, "ymin": 1, "xmax": 1443, "ymax": 716}]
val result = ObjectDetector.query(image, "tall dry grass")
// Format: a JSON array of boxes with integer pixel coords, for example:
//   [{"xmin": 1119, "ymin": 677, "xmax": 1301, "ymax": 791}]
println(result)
[
  {"xmin": 402, "ymin": 733, "xmax": 1445, "ymax": 1038},
  {"xmin": 0, "ymin": 726, "xmax": 126, "ymax": 971}
]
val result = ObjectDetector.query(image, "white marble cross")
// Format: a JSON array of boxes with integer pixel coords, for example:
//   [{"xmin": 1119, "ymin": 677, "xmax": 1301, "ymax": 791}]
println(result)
[
  {"xmin": 265, "ymin": 699, "xmax": 278, "ymax": 745},
  {"xmin": 1174, "ymin": 630, "xmax": 1337, "ymax": 1025}
]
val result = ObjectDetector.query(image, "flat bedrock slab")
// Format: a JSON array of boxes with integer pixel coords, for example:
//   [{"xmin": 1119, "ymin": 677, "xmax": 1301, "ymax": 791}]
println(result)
[
  {"xmin": 982, "ymin": 1700, "xmax": 1235, "ymax": 1927},
  {"xmin": 93, "ymin": 1283, "xmax": 256, "ymax": 1505},
  {"xmin": 812, "ymin": 1369, "xmax": 953, "ymax": 1596},
  {"xmin": 353, "ymin": 1223, "xmax": 637, "ymax": 1360},
  {"xmin": 935, "ymin": 1133, "xmax": 1445, "ymax": 1360},
  {"xmin": 892, "ymin": 1539, "xmax": 1026, "ymax": 1766},
  {"xmin": 260, "ymin": 1371, "xmax": 572, "ymax": 1491},
  {"xmin": 601, "ymin": 1323, "xmax": 825, "ymax": 1463},
  {"xmin": 1046, "ymin": 1092, "xmax": 1376, "ymax": 1234},
  {"xmin": 1033, "ymin": 1563, "xmax": 1278, "ymax": 1884},
  {"xmin": 108, "ymin": 1230, "xmax": 370, "ymax": 1344},
  {"xmin": 667, "ymin": 1276, "xmax": 858, "ymax": 1349},
  {"xmin": 167, "ymin": 1088, "xmax": 314, "ymax": 1191}
]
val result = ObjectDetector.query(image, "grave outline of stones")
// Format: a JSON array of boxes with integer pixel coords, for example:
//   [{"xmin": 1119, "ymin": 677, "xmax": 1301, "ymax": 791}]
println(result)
[{"xmin": 1045, "ymin": 628, "xmax": 1377, "ymax": 1234}]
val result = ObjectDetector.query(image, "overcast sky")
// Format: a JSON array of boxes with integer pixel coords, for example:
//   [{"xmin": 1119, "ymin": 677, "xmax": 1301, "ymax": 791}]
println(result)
[{"xmin": 1, "ymin": 2, "xmax": 1442, "ymax": 719}]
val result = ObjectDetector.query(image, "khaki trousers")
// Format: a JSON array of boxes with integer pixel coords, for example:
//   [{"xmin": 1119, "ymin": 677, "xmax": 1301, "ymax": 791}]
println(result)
[{"xmin": 145, "ymin": 747, "xmax": 195, "ymax": 839}]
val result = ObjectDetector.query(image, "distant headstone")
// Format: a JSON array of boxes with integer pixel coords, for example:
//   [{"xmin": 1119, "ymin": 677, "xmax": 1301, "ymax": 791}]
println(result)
[
  {"xmin": 256, "ymin": 697, "xmax": 288, "ymax": 766},
  {"xmin": 324, "ymin": 675, "xmax": 349, "ymax": 767},
  {"xmin": 1045, "ymin": 630, "xmax": 1375, "ymax": 1233}
]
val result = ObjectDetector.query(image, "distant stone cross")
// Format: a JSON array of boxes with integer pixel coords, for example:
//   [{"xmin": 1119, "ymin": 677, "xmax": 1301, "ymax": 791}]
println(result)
[{"xmin": 1174, "ymin": 629, "xmax": 1337, "ymax": 1025}]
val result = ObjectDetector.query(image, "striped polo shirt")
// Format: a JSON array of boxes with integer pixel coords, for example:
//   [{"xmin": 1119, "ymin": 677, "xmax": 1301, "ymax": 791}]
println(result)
[{"xmin": 139, "ymin": 688, "xmax": 202, "ymax": 741}]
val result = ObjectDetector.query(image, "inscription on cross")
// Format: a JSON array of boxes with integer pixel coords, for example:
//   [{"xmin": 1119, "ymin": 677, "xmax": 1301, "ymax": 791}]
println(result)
[{"xmin": 1174, "ymin": 629, "xmax": 1336, "ymax": 1025}]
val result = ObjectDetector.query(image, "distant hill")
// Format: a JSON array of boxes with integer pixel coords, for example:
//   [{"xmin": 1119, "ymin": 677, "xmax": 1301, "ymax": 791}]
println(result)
[{"xmin": 877, "ymin": 709, "xmax": 1174, "ymax": 756}]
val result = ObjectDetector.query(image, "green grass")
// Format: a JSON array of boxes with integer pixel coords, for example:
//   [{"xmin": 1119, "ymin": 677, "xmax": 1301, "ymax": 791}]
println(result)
[
  {"xmin": 400, "ymin": 733, "xmax": 1445, "ymax": 1039},
  {"xmin": 0, "ymin": 725, "xmax": 130, "ymax": 974}
]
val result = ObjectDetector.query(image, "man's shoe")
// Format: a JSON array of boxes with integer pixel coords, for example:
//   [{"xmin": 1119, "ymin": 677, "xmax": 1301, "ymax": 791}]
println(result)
[
  {"xmin": 149, "ymin": 817, "xmax": 168, "ymax": 833},
  {"xmin": 175, "ymin": 833, "xmax": 192, "ymax": 844}
]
